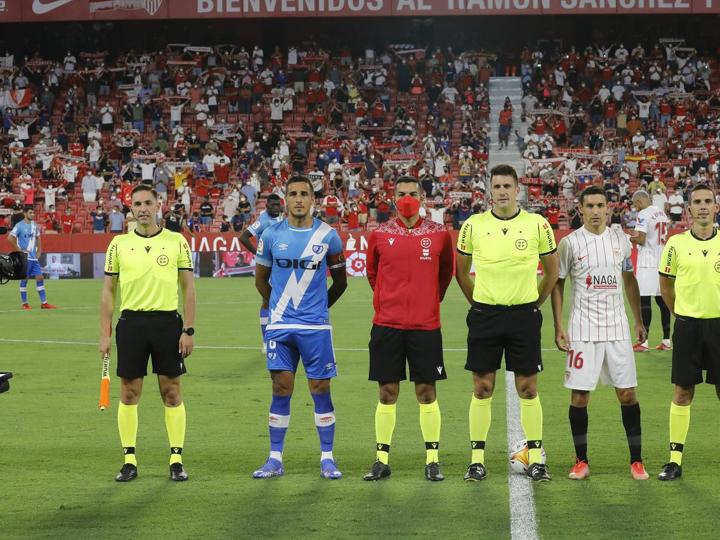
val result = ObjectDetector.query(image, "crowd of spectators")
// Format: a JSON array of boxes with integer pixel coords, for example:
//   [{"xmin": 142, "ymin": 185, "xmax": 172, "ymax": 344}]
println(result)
[
  {"xmin": 512, "ymin": 39, "xmax": 720, "ymax": 228},
  {"xmin": 0, "ymin": 37, "xmax": 718, "ymax": 237}
]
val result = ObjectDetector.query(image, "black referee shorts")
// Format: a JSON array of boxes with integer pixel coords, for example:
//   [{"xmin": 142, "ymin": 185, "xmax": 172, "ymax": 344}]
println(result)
[
  {"xmin": 369, "ymin": 325, "xmax": 447, "ymax": 383},
  {"xmin": 116, "ymin": 310, "xmax": 186, "ymax": 379},
  {"xmin": 465, "ymin": 302, "xmax": 543, "ymax": 376},
  {"xmin": 671, "ymin": 316, "xmax": 720, "ymax": 386}
]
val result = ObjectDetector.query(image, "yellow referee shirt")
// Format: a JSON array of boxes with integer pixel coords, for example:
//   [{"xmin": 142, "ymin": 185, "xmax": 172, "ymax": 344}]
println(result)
[
  {"xmin": 457, "ymin": 209, "xmax": 556, "ymax": 305},
  {"xmin": 105, "ymin": 228, "xmax": 193, "ymax": 312},
  {"xmin": 659, "ymin": 230, "xmax": 720, "ymax": 318}
]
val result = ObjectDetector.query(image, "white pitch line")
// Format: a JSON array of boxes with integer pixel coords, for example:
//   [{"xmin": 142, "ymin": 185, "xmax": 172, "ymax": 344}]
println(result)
[
  {"xmin": 0, "ymin": 337, "xmax": 561, "ymax": 354},
  {"xmin": 505, "ymin": 371, "xmax": 539, "ymax": 540}
]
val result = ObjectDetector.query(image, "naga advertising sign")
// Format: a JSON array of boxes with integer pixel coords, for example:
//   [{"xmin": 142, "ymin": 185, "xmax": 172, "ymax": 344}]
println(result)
[{"xmin": 0, "ymin": 0, "xmax": 719, "ymax": 21}]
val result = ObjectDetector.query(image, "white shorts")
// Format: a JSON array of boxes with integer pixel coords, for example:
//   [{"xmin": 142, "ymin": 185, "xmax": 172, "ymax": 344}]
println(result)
[
  {"xmin": 636, "ymin": 267, "xmax": 661, "ymax": 296},
  {"xmin": 564, "ymin": 340, "xmax": 637, "ymax": 391}
]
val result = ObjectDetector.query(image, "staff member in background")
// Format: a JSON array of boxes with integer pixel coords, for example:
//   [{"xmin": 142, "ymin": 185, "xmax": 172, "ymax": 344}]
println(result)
[
  {"xmin": 99, "ymin": 184, "xmax": 196, "ymax": 483},
  {"xmin": 658, "ymin": 184, "xmax": 720, "ymax": 481},
  {"xmin": 363, "ymin": 176, "xmax": 454, "ymax": 482},
  {"xmin": 456, "ymin": 164, "xmax": 559, "ymax": 482}
]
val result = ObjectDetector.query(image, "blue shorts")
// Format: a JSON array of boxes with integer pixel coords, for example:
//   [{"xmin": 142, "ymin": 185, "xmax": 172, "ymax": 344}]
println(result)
[
  {"xmin": 26, "ymin": 260, "xmax": 42, "ymax": 278},
  {"xmin": 265, "ymin": 326, "xmax": 337, "ymax": 380}
]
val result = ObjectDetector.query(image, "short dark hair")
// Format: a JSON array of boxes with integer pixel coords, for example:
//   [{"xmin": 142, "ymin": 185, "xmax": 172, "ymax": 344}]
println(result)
[
  {"xmin": 579, "ymin": 186, "xmax": 608, "ymax": 206},
  {"xmin": 267, "ymin": 193, "xmax": 282, "ymax": 202},
  {"xmin": 688, "ymin": 183, "xmax": 715, "ymax": 201},
  {"xmin": 489, "ymin": 164, "xmax": 518, "ymax": 184},
  {"xmin": 286, "ymin": 175, "xmax": 314, "ymax": 194},
  {"xmin": 395, "ymin": 175, "xmax": 421, "ymax": 188},
  {"xmin": 131, "ymin": 184, "xmax": 158, "ymax": 200}
]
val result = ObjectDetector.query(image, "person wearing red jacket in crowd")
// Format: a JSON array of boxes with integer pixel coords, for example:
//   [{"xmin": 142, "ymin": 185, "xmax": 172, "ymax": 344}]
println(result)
[
  {"xmin": 363, "ymin": 176, "xmax": 454, "ymax": 483},
  {"xmin": 61, "ymin": 207, "xmax": 76, "ymax": 234}
]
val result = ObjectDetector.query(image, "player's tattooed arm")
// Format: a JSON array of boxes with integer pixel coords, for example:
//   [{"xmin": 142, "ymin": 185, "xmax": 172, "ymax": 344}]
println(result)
[{"xmin": 327, "ymin": 252, "xmax": 347, "ymax": 308}]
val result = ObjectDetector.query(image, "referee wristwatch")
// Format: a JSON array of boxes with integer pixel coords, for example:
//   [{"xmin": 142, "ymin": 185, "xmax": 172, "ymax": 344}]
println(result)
[{"xmin": 182, "ymin": 327, "xmax": 195, "ymax": 336}]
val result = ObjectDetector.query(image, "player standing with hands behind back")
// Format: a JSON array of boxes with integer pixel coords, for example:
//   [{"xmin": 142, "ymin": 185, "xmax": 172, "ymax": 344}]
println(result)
[
  {"xmin": 658, "ymin": 184, "xmax": 720, "ymax": 480},
  {"xmin": 100, "ymin": 185, "xmax": 196, "ymax": 483},
  {"xmin": 551, "ymin": 186, "xmax": 649, "ymax": 481},
  {"xmin": 456, "ymin": 164, "xmax": 559, "ymax": 482},
  {"xmin": 252, "ymin": 176, "xmax": 347, "ymax": 480},
  {"xmin": 362, "ymin": 176, "xmax": 454, "ymax": 482}
]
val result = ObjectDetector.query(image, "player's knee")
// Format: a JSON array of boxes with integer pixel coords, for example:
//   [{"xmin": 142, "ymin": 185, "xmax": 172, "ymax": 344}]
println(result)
[
  {"xmin": 571, "ymin": 390, "xmax": 590, "ymax": 407},
  {"xmin": 271, "ymin": 373, "xmax": 294, "ymax": 396},
  {"xmin": 308, "ymin": 378, "xmax": 330, "ymax": 394},
  {"xmin": 161, "ymin": 385, "xmax": 182, "ymax": 406},
  {"xmin": 120, "ymin": 381, "xmax": 142, "ymax": 404},
  {"xmin": 414, "ymin": 383, "xmax": 436, "ymax": 404},
  {"xmin": 673, "ymin": 385, "xmax": 694, "ymax": 405},
  {"xmin": 378, "ymin": 383, "xmax": 398, "ymax": 404},
  {"xmin": 515, "ymin": 378, "xmax": 537, "ymax": 399},
  {"xmin": 616, "ymin": 387, "xmax": 637, "ymax": 406}
]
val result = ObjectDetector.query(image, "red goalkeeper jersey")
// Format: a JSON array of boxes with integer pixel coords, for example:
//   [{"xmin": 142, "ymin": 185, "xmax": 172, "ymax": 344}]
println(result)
[{"xmin": 367, "ymin": 218, "xmax": 453, "ymax": 331}]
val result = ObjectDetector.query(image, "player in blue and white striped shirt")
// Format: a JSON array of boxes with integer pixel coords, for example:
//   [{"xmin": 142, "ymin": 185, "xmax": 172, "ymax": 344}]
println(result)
[
  {"xmin": 252, "ymin": 176, "xmax": 347, "ymax": 480},
  {"xmin": 7, "ymin": 207, "xmax": 57, "ymax": 310}
]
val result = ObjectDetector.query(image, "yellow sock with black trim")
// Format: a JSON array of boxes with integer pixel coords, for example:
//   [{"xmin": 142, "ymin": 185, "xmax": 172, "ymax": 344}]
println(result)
[
  {"xmin": 375, "ymin": 402, "xmax": 396, "ymax": 465},
  {"xmin": 520, "ymin": 395, "xmax": 544, "ymax": 464},
  {"xmin": 469, "ymin": 395, "xmax": 492, "ymax": 464},
  {"xmin": 419, "ymin": 401, "xmax": 441, "ymax": 464},
  {"xmin": 669, "ymin": 402, "xmax": 690, "ymax": 465},
  {"xmin": 117, "ymin": 402, "xmax": 138, "ymax": 465},
  {"xmin": 165, "ymin": 403, "xmax": 186, "ymax": 465}
]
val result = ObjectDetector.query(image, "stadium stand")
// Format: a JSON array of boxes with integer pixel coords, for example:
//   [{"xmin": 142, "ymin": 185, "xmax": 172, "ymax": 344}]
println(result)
[{"xmin": 0, "ymin": 37, "xmax": 718, "ymax": 235}]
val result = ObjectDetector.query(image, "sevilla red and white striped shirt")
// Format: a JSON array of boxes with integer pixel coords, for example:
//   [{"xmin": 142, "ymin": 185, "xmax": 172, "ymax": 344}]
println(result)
[
  {"xmin": 558, "ymin": 227, "xmax": 632, "ymax": 342},
  {"xmin": 635, "ymin": 206, "xmax": 669, "ymax": 268}
]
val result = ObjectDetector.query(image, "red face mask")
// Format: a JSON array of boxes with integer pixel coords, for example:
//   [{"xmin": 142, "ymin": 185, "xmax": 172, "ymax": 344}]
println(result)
[{"xmin": 396, "ymin": 195, "xmax": 421, "ymax": 218}]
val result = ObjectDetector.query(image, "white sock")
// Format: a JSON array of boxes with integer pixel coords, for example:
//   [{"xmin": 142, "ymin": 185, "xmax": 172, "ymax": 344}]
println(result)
[
  {"xmin": 270, "ymin": 451, "xmax": 283, "ymax": 462},
  {"xmin": 321, "ymin": 451, "xmax": 334, "ymax": 462},
  {"xmin": 663, "ymin": 339, "xmax": 672, "ymax": 346}
]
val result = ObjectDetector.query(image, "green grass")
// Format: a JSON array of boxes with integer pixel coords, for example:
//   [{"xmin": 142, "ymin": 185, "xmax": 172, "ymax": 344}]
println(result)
[{"xmin": 0, "ymin": 278, "xmax": 718, "ymax": 539}]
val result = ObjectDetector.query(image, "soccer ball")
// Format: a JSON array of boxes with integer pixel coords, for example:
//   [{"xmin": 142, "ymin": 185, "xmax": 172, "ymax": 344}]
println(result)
[{"xmin": 509, "ymin": 440, "xmax": 546, "ymax": 474}]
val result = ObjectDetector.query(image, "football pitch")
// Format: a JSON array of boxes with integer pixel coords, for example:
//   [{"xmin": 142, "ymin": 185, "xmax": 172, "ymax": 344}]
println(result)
[{"xmin": 1, "ymin": 278, "xmax": 719, "ymax": 539}]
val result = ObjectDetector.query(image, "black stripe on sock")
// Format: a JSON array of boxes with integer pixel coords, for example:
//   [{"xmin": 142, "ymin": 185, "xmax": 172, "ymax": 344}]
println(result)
[
  {"xmin": 170, "ymin": 447, "xmax": 183, "ymax": 455},
  {"xmin": 425, "ymin": 442, "xmax": 439, "ymax": 450},
  {"xmin": 376, "ymin": 443, "xmax": 390, "ymax": 453},
  {"xmin": 470, "ymin": 440, "xmax": 485, "ymax": 450},
  {"xmin": 123, "ymin": 447, "xmax": 135, "ymax": 455},
  {"xmin": 670, "ymin": 442, "xmax": 684, "ymax": 453},
  {"xmin": 527, "ymin": 440, "xmax": 542, "ymax": 450}
]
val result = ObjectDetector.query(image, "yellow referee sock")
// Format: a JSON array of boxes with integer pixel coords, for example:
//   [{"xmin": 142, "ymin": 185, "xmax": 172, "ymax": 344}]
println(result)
[
  {"xmin": 419, "ymin": 401, "xmax": 441, "ymax": 464},
  {"xmin": 117, "ymin": 402, "xmax": 138, "ymax": 466},
  {"xmin": 520, "ymin": 395, "xmax": 544, "ymax": 464},
  {"xmin": 375, "ymin": 402, "xmax": 396, "ymax": 465},
  {"xmin": 469, "ymin": 395, "xmax": 492, "ymax": 464},
  {"xmin": 165, "ymin": 403, "xmax": 186, "ymax": 465},
  {"xmin": 669, "ymin": 402, "xmax": 691, "ymax": 465}
]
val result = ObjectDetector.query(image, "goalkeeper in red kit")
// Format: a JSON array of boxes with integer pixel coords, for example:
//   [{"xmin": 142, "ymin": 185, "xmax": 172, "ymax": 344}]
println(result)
[{"xmin": 362, "ymin": 176, "xmax": 454, "ymax": 482}]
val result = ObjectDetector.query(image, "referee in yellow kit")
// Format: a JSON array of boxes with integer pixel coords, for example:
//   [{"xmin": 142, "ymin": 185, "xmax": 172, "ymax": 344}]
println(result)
[
  {"xmin": 658, "ymin": 184, "xmax": 720, "ymax": 481},
  {"xmin": 456, "ymin": 164, "xmax": 559, "ymax": 482},
  {"xmin": 99, "ymin": 184, "xmax": 196, "ymax": 482}
]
